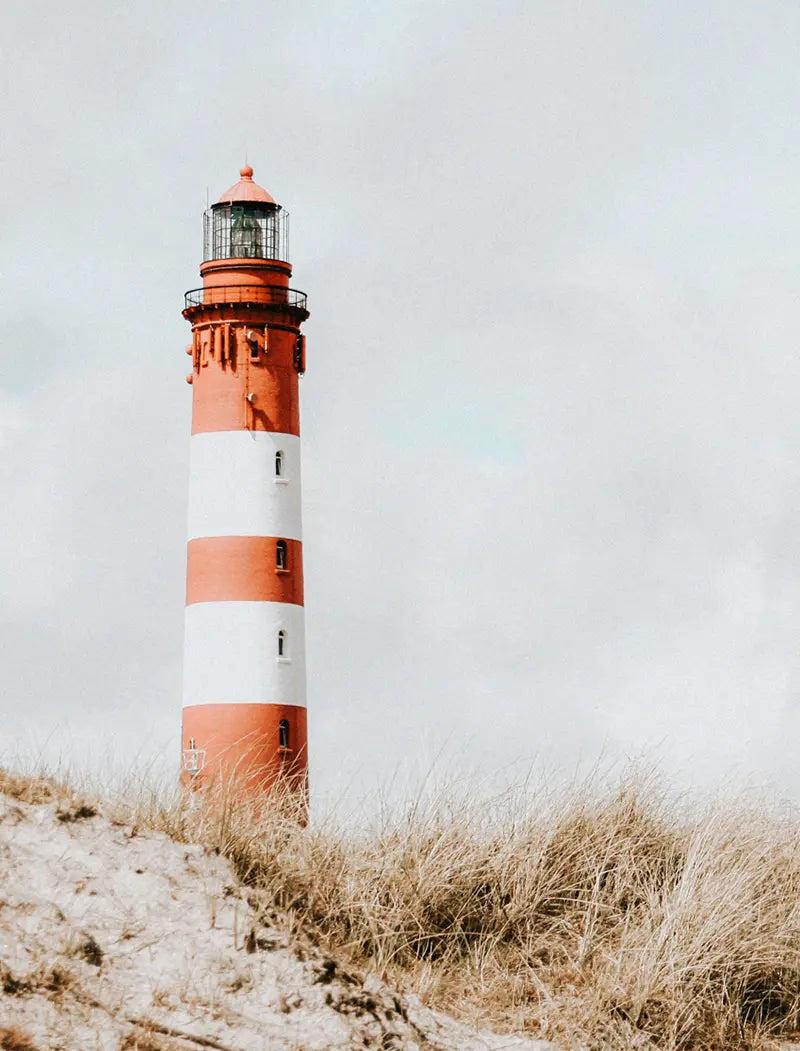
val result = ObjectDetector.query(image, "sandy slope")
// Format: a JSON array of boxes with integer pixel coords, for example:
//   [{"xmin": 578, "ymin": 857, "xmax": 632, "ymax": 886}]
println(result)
[{"xmin": 0, "ymin": 786, "xmax": 556, "ymax": 1051}]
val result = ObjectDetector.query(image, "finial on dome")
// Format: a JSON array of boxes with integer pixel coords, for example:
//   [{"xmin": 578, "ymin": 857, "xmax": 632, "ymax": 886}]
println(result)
[{"xmin": 240, "ymin": 164, "xmax": 254, "ymax": 179}]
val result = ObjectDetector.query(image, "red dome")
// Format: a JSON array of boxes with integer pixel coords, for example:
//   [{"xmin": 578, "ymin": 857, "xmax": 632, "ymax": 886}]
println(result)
[{"xmin": 217, "ymin": 165, "xmax": 276, "ymax": 205}]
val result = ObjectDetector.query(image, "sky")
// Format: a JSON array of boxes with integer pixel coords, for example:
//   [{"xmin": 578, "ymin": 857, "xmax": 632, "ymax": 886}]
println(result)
[{"xmin": 3, "ymin": 0, "xmax": 800, "ymax": 809}]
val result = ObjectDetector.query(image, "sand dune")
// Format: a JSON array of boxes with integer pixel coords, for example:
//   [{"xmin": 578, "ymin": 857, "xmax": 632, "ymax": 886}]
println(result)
[{"xmin": 0, "ymin": 781, "xmax": 553, "ymax": 1051}]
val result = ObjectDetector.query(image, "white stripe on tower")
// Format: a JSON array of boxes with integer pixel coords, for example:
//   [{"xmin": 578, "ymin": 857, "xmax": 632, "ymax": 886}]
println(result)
[
  {"xmin": 183, "ymin": 601, "xmax": 306, "ymax": 708},
  {"xmin": 187, "ymin": 431, "xmax": 302, "ymax": 541}
]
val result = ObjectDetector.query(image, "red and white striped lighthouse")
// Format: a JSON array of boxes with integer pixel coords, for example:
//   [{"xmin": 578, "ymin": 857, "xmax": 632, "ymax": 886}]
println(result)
[{"xmin": 180, "ymin": 165, "xmax": 310, "ymax": 801}]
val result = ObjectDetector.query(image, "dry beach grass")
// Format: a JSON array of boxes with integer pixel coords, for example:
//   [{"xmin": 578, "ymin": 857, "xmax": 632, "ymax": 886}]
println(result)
[
  {"xmin": 2, "ymin": 773, "xmax": 503, "ymax": 1051},
  {"xmin": 4, "ymin": 764, "xmax": 800, "ymax": 1049},
  {"xmin": 108, "ymin": 769, "xmax": 800, "ymax": 1051}
]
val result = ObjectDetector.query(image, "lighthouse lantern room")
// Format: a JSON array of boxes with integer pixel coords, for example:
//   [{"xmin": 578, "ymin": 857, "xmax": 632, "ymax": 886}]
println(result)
[{"xmin": 180, "ymin": 165, "xmax": 310, "ymax": 803}]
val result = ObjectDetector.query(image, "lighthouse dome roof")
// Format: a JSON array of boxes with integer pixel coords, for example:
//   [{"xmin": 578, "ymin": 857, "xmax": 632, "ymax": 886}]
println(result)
[{"xmin": 217, "ymin": 165, "xmax": 276, "ymax": 206}]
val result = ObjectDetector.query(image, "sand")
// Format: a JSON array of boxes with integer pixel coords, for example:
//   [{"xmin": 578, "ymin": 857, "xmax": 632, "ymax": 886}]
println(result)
[{"xmin": 0, "ymin": 785, "xmax": 556, "ymax": 1050}]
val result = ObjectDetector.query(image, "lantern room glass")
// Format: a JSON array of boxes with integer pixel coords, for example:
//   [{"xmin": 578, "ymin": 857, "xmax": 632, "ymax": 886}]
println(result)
[{"xmin": 203, "ymin": 202, "xmax": 290, "ymax": 263}]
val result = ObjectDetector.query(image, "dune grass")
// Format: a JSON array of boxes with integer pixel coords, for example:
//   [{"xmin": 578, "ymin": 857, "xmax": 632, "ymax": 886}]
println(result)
[{"xmin": 89, "ymin": 768, "xmax": 800, "ymax": 1051}]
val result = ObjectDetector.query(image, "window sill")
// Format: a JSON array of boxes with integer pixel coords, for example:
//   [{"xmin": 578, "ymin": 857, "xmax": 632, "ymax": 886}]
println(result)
[
  {"xmin": 278, "ymin": 747, "xmax": 293, "ymax": 755},
  {"xmin": 276, "ymin": 656, "xmax": 292, "ymax": 664},
  {"xmin": 275, "ymin": 568, "xmax": 290, "ymax": 576},
  {"xmin": 273, "ymin": 478, "xmax": 290, "ymax": 486}
]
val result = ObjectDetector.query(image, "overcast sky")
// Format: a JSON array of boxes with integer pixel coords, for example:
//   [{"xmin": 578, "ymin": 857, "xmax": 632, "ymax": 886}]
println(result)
[{"xmin": 3, "ymin": 0, "xmax": 800, "ymax": 809}]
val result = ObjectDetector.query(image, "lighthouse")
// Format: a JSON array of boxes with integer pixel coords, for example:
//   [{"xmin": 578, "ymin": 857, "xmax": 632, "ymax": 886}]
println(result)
[{"xmin": 180, "ymin": 166, "xmax": 310, "ymax": 802}]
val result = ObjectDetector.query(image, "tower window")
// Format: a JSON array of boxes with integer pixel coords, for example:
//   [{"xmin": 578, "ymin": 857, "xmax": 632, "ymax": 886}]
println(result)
[
  {"xmin": 293, "ymin": 334, "xmax": 306, "ymax": 374},
  {"xmin": 277, "ymin": 629, "xmax": 287, "ymax": 657},
  {"xmin": 279, "ymin": 719, "xmax": 290, "ymax": 749},
  {"xmin": 276, "ymin": 540, "xmax": 287, "ymax": 570},
  {"xmin": 275, "ymin": 450, "xmax": 284, "ymax": 477}
]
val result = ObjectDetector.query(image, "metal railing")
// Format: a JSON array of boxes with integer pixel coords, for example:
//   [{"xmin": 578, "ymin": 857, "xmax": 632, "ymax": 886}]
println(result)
[{"xmin": 184, "ymin": 285, "xmax": 308, "ymax": 311}]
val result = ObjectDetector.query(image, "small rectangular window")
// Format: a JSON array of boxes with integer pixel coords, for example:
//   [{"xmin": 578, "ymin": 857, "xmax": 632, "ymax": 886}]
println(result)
[
  {"xmin": 276, "ymin": 540, "xmax": 288, "ymax": 571},
  {"xmin": 293, "ymin": 334, "xmax": 306, "ymax": 374},
  {"xmin": 279, "ymin": 719, "xmax": 290, "ymax": 749}
]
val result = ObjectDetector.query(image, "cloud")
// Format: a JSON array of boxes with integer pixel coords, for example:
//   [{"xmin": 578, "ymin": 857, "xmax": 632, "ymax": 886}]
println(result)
[{"xmin": 3, "ymin": 0, "xmax": 800, "ymax": 805}]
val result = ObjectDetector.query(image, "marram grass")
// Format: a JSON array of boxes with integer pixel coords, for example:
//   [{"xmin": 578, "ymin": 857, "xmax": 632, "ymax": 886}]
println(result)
[{"xmin": 12, "ymin": 765, "xmax": 800, "ymax": 1051}]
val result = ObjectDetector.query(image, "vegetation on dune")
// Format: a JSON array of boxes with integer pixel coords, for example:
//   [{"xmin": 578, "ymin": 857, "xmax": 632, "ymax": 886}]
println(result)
[
  {"xmin": 0, "ymin": 1026, "xmax": 41, "ymax": 1051},
  {"xmin": 8, "ymin": 766, "xmax": 800, "ymax": 1050},
  {"xmin": 102, "ymin": 770, "xmax": 800, "ymax": 1051}
]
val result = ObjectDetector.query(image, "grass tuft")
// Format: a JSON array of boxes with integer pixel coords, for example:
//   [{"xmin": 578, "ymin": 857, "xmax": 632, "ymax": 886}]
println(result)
[{"xmin": 0, "ymin": 1027, "xmax": 39, "ymax": 1051}]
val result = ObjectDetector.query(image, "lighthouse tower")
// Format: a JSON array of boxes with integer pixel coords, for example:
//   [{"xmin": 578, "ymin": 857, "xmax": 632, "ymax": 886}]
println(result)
[{"xmin": 180, "ymin": 166, "xmax": 310, "ymax": 800}]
